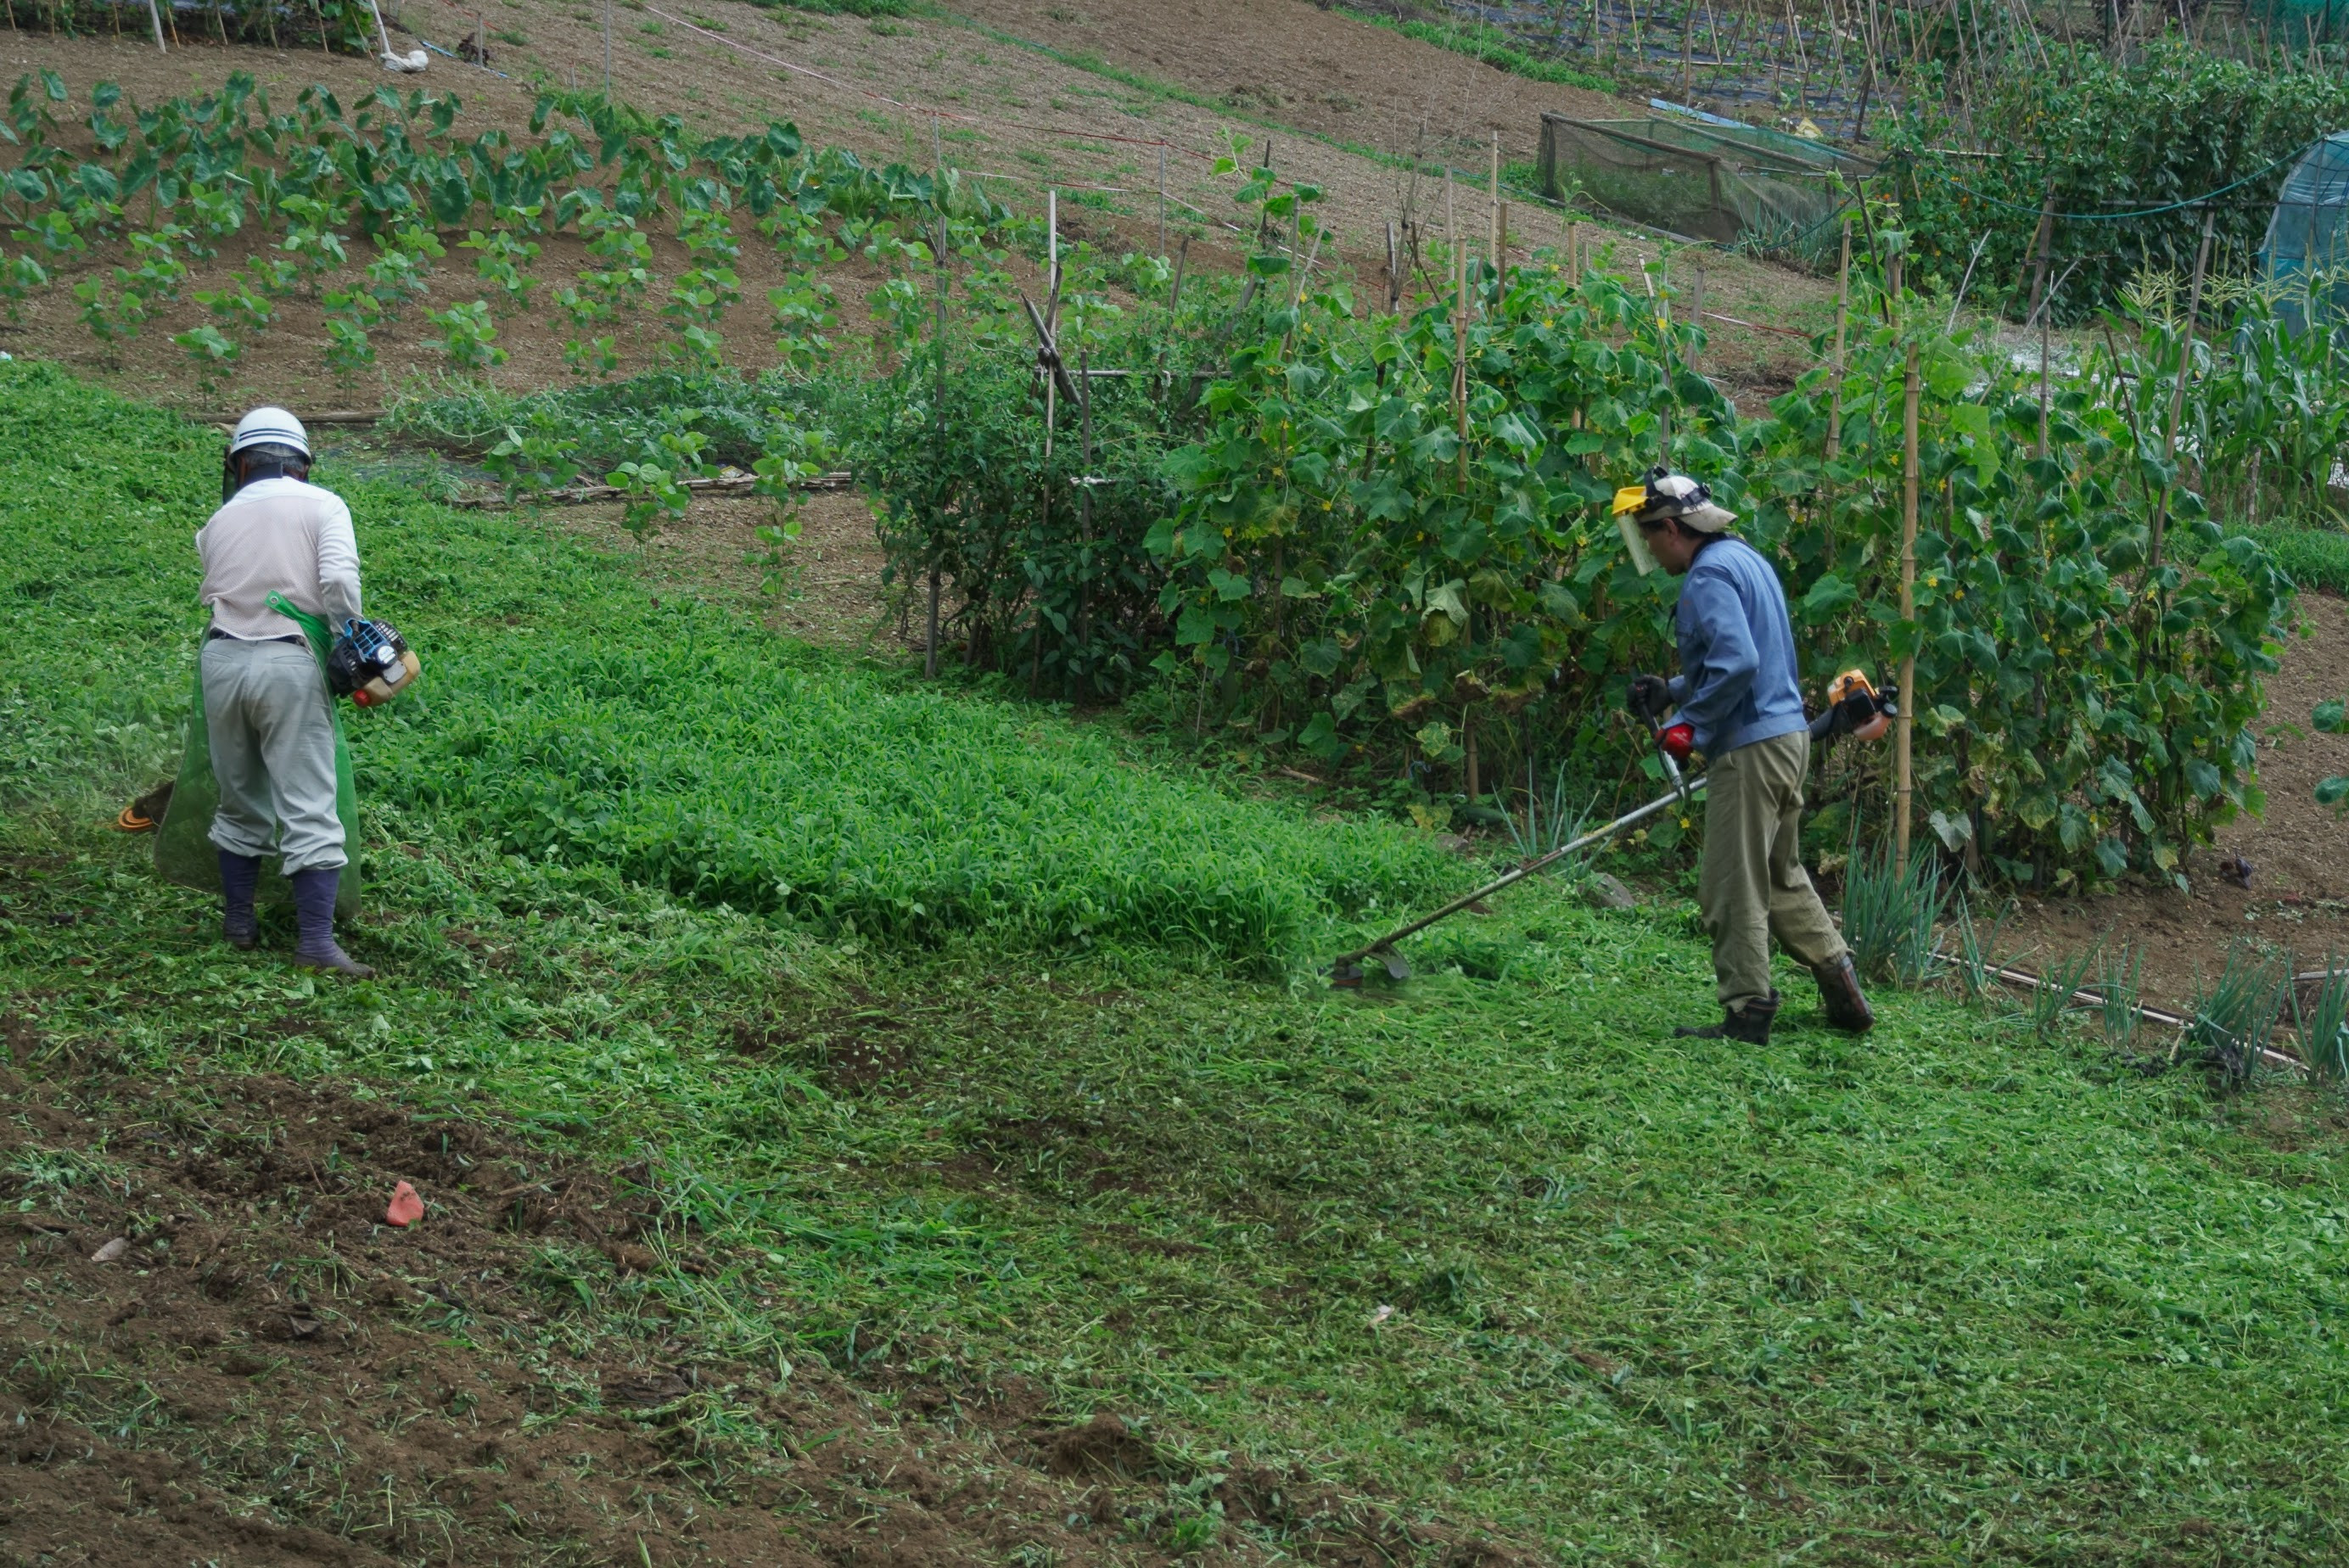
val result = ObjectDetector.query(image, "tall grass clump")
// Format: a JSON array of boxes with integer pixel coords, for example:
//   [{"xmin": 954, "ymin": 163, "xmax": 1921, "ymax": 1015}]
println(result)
[
  {"xmin": 2294, "ymin": 956, "xmax": 2349, "ymax": 1081},
  {"xmin": 1842, "ymin": 837, "xmax": 1948, "ymax": 987},
  {"xmin": 2187, "ymin": 940, "xmax": 2290, "ymax": 1085}
]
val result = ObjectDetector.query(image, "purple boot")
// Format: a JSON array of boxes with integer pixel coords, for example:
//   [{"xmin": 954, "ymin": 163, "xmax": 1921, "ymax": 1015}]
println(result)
[
  {"xmin": 289, "ymin": 867, "xmax": 375, "ymax": 979},
  {"xmin": 218, "ymin": 850, "xmax": 261, "ymax": 950}
]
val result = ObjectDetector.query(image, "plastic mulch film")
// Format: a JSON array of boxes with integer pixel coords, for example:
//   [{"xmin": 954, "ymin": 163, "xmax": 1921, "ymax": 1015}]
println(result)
[
  {"xmin": 2260, "ymin": 132, "xmax": 2349, "ymax": 337},
  {"xmin": 1538, "ymin": 113, "xmax": 1874, "ymax": 266}
]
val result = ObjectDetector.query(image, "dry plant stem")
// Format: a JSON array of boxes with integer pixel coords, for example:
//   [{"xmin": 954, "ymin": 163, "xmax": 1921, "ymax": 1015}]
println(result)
[
  {"xmin": 1825, "ymin": 218, "xmax": 1849, "ymax": 462},
  {"xmin": 1898, "ymin": 338, "xmax": 1919, "ymax": 865},
  {"xmin": 2146, "ymin": 207, "xmax": 2217, "ymax": 582}
]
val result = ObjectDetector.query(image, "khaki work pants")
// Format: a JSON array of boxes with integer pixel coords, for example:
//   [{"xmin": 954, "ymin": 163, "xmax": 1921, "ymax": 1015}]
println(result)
[
  {"xmin": 1699, "ymin": 729, "xmax": 1845, "ymax": 1011},
  {"xmin": 201, "ymin": 636, "xmax": 347, "ymax": 875}
]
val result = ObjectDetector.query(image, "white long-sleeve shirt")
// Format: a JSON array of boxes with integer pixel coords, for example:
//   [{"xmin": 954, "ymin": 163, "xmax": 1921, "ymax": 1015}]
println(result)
[{"xmin": 196, "ymin": 475, "xmax": 363, "ymax": 641}]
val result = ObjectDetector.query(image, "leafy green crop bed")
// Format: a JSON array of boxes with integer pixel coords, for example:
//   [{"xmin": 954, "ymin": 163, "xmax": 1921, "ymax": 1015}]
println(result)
[
  {"xmin": 7, "ymin": 361, "xmax": 2349, "ymax": 1564},
  {"xmin": 0, "ymin": 361, "xmax": 1455, "ymax": 965}
]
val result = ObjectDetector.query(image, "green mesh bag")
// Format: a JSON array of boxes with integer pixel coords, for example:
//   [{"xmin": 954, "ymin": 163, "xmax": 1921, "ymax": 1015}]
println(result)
[{"xmin": 153, "ymin": 594, "xmax": 362, "ymax": 918}]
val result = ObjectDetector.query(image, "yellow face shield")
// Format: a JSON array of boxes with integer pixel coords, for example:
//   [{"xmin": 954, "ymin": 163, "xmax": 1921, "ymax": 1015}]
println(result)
[{"xmin": 1611, "ymin": 484, "xmax": 1650, "ymax": 517}]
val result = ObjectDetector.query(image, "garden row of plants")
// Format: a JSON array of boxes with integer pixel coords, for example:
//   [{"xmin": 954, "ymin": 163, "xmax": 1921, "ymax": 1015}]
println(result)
[
  {"xmin": 828, "ymin": 164, "xmax": 2303, "ymax": 895},
  {"xmin": 1882, "ymin": 37, "xmax": 2349, "ymax": 319},
  {"xmin": 2, "ymin": 0, "xmax": 382, "ymax": 50},
  {"xmin": 0, "ymin": 69, "xmax": 1010, "ymax": 397}
]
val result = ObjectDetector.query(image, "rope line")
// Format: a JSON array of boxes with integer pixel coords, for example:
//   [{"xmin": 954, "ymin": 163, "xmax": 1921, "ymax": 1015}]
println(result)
[{"xmin": 1935, "ymin": 140, "xmax": 2318, "ymax": 223}]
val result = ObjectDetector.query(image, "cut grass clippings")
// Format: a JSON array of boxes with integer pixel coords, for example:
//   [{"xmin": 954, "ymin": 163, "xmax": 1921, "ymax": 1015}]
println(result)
[
  {"xmin": 6, "ymin": 361, "xmax": 2349, "ymax": 1564},
  {"xmin": 0, "ymin": 361, "xmax": 1460, "ymax": 967}
]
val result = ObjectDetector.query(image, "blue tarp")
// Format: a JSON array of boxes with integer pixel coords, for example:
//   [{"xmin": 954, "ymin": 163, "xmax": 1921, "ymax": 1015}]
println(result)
[{"xmin": 2261, "ymin": 132, "xmax": 2349, "ymax": 334}]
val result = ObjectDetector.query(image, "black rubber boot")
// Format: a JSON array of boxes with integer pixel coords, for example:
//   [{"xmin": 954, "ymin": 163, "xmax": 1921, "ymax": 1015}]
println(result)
[
  {"xmin": 289, "ymin": 867, "xmax": 375, "ymax": 979},
  {"xmin": 218, "ymin": 849, "xmax": 261, "ymax": 950},
  {"xmin": 1675, "ymin": 991, "xmax": 1780, "ymax": 1044},
  {"xmin": 1813, "ymin": 954, "xmax": 1875, "ymax": 1033}
]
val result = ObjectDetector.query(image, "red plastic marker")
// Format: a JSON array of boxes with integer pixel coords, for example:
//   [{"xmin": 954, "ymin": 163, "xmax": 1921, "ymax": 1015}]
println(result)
[{"xmin": 386, "ymin": 1181, "xmax": 425, "ymax": 1228}]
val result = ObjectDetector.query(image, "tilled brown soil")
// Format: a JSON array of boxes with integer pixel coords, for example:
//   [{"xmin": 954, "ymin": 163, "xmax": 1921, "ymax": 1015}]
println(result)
[
  {"xmin": 0, "ymin": 1030, "xmax": 1519, "ymax": 1567},
  {"xmin": 8, "ymin": 3, "xmax": 1837, "ymax": 418}
]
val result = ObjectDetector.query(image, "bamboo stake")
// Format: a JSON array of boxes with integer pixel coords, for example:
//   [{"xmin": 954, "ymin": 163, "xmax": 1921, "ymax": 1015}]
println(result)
[
  {"xmin": 1157, "ymin": 143, "xmax": 1168, "ymax": 256},
  {"xmin": 603, "ymin": 0, "xmax": 613, "ymax": 92},
  {"xmin": 1078, "ymin": 340, "xmax": 1093, "ymax": 679},
  {"xmin": 1455, "ymin": 243, "xmax": 1470, "ymax": 490},
  {"xmin": 1895, "ymin": 250, "xmax": 1917, "ymax": 866},
  {"xmin": 1825, "ymin": 218, "xmax": 1849, "ymax": 461},
  {"xmin": 1496, "ymin": 200, "xmax": 1509, "ymax": 308},
  {"xmin": 1488, "ymin": 131, "xmax": 1500, "ymax": 269}
]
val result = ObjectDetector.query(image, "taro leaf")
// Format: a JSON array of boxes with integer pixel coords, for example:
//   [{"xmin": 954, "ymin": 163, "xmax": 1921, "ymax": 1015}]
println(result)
[
  {"xmin": 2094, "ymin": 837, "xmax": 2129, "ymax": 877},
  {"xmin": 2314, "ymin": 698, "xmax": 2346, "ymax": 735}
]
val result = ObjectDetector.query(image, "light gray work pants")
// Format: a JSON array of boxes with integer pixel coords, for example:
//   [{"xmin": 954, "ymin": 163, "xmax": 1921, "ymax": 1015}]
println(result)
[{"xmin": 201, "ymin": 635, "xmax": 345, "ymax": 874}]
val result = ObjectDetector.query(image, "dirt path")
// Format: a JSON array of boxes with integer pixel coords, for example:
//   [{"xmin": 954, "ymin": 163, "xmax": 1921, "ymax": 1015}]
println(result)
[
  {"xmin": 0, "ymin": 1044, "xmax": 1130, "ymax": 1566},
  {"xmin": 1994, "ymin": 593, "xmax": 2349, "ymax": 1016}
]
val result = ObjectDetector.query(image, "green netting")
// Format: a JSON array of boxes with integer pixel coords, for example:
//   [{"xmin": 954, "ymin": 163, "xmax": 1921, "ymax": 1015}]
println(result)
[
  {"xmin": 2259, "ymin": 132, "xmax": 2349, "ymax": 335},
  {"xmin": 2245, "ymin": 0, "xmax": 2347, "ymax": 44},
  {"xmin": 1537, "ymin": 113, "xmax": 1874, "ymax": 266}
]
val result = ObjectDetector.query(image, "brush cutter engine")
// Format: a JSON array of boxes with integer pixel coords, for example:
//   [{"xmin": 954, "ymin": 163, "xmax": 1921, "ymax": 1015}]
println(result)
[
  {"xmin": 1811, "ymin": 668, "xmax": 1894, "ymax": 744},
  {"xmin": 327, "ymin": 618, "xmax": 420, "ymax": 707}
]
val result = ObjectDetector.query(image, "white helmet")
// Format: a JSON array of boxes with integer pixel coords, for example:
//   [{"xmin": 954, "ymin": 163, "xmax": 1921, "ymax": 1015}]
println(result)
[{"xmin": 228, "ymin": 406, "xmax": 310, "ymax": 459}]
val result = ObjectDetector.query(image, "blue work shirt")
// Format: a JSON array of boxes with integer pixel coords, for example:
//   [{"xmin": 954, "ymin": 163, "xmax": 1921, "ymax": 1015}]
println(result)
[{"xmin": 1664, "ymin": 535, "xmax": 1808, "ymax": 758}]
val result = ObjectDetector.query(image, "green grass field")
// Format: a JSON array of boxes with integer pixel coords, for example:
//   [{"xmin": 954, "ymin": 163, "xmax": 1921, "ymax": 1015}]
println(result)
[{"xmin": 5, "ymin": 363, "xmax": 2348, "ymax": 1564}]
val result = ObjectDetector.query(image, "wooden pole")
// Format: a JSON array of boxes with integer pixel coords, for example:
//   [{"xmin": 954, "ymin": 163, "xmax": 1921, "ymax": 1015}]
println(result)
[
  {"xmin": 145, "ymin": 0, "xmax": 166, "ymax": 50},
  {"xmin": 1825, "ymin": 218, "xmax": 1849, "ymax": 461},
  {"xmin": 1157, "ymin": 143, "xmax": 1168, "ymax": 257},
  {"xmin": 1895, "ymin": 250, "xmax": 1916, "ymax": 867},
  {"xmin": 1385, "ymin": 219, "xmax": 1400, "ymax": 312}
]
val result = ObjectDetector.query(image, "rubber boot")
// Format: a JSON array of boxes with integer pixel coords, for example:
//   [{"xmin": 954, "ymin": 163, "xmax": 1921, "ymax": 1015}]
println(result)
[
  {"xmin": 289, "ymin": 867, "xmax": 375, "ymax": 979},
  {"xmin": 218, "ymin": 850, "xmax": 261, "ymax": 950},
  {"xmin": 1675, "ymin": 990, "xmax": 1780, "ymax": 1044},
  {"xmin": 1813, "ymin": 954, "xmax": 1875, "ymax": 1033}
]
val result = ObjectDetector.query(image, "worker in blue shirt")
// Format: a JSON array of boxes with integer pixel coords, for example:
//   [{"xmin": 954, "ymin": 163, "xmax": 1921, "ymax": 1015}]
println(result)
[{"xmin": 1618, "ymin": 469, "xmax": 1873, "ymax": 1044}]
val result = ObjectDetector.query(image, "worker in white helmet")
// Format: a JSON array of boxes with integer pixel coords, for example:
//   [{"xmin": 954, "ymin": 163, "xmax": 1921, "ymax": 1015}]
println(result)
[{"xmin": 194, "ymin": 407, "xmax": 373, "ymax": 978}]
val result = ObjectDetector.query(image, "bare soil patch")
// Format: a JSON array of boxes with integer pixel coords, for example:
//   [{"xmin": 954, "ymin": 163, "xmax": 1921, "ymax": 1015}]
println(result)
[
  {"xmin": 0, "ymin": 1021, "xmax": 1522, "ymax": 1565},
  {"xmin": 13, "ymin": 3, "xmax": 1836, "ymax": 417}
]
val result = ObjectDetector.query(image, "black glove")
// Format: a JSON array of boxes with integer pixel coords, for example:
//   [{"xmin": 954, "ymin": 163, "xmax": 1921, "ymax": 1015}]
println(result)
[{"xmin": 1628, "ymin": 673, "xmax": 1671, "ymax": 720}]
